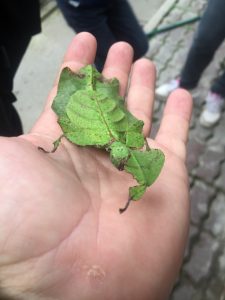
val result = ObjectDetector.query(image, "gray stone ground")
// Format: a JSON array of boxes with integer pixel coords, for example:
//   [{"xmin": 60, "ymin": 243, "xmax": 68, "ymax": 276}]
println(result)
[
  {"xmin": 147, "ymin": 0, "xmax": 225, "ymax": 299},
  {"xmin": 13, "ymin": 0, "xmax": 225, "ymax": 299}
]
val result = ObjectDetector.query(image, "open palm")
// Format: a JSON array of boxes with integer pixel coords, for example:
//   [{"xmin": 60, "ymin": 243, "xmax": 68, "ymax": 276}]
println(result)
[{"xmin": 0, "ymin": 33, "xmax": 192, "ymax": 300}]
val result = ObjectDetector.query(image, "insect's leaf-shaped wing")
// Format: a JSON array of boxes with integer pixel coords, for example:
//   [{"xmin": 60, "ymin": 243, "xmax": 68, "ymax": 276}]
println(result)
[
  {"xmin": 126, "ymin": 114, "xmax": 145, "ymax": 148},
  {"xmin": 96, "ymin": 75, "xmax": 121, "ymax": 98},
  {"xmin": 112, "ymin": 96, "xmax": 144, "ymax": 149},
  {"xmin": 59, "ymin": 88, "xmax": 135, "ymax": 147},
  {"xmin": 53, "ymin": 64, "xmax": 145, "ymax": 148},
  {"xmin": 52, "ymin": 67, "xmax": 92, "ymax": 117},
  {"xmin": 125, "ymin": 148, "xmax": 165, "ymax": 200},
  {"xmin": 52, "ymin": 65, "xmax": 103, "ymax": 117},
  {"xmin": 80, "ymin": 66, "xmax": 145, "ymax": 148}
]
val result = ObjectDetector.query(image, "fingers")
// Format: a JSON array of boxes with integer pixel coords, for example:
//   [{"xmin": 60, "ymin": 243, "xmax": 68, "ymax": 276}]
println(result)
[
  {"xmin": 102, "ymin": 42, "xmax": 134, "ymax": 96},
  {"xmin": 126, "ymin": 58, "xmax": 156, "ymax": 137},
  {"xmin": 30, "ymin": 32, "xmax": 97, "ymax": 137},
  {"xmin": 155, "ymin": 89, "xmax": 193, "ymax": 160},
  {"xmin": 48, "ymin": 32, "xmax": 97, "ymax": 108},
  {"xmin": 30, "ymin": 34, "xmax": 147, "ymax": 143},
  {"xmin": 103, "ymin": 48, "xmax": 155, "ymax": 137}
]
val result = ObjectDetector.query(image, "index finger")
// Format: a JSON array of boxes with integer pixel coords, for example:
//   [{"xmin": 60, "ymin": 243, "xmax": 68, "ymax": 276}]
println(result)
[{"xmin": 31, "ymin": 32, "xmax": 97, "ymax": 137}]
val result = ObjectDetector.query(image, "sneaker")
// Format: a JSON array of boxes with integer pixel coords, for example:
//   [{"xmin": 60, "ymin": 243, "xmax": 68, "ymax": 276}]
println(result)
[
  {"xmin": 156, "ymin": 78, "xmax": 180, "ymax": 98},
  {"xmin": 200, "ymin": 92, "xmax": 224, "ymax": 127},
  {"xmin": 156, "ymin": 79, "xmax": 200, "ymax": 99}
]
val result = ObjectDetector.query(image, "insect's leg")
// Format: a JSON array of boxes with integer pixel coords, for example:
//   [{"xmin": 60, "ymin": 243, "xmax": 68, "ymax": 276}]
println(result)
[
  {"xmin": 38, "ymin": 135, "xmax": 64, "ymax": 153},
  {"xmin": 119, "ymin": 197, "xmax": 132, "ymax": 214},
  {"xmin": 145, "ymin": 138, "xmax": 151, "ymax": 151}
]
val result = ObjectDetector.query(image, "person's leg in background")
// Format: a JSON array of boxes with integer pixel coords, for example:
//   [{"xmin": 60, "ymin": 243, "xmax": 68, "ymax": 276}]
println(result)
[
  {"xmin": 184, "ymin": 0, "xmax": 225, "ymax": 127},
  {"xmin": 156, "ymin": 0, "xmax": 225, "ymax": 126},
  {"xmin": 156, "ymin": 0, "xmax": 225, "ymax": 95},
  {"xmin": 199, "ymin": 66, "xmax": 225, "ymax": 127},
  {"xmin": 0, "ymin": 35, "xmax": 31, "ymax": 136},
  {"xmin": 56, "ymin": 0, "xmax": 148, "ymax": 70},
  {"xmin": 211, "ymin": 69, "xmax": 225, "ymax": 98},
  {"xmin": 56, "ymin": 0, "xmax": 117, "ymax": 71},
  {"xmin": 107, "ymin": 0, "xmax": 149, "ymax": 61},
  {"xmin": 180, "ymin": 0, "xmax": 225, "ymax": 89}
]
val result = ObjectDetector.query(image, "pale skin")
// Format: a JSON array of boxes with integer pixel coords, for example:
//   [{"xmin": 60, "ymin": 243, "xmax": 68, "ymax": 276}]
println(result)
[{"xmin": 0, "ymin": 32, "xmax": 192, "ymax": 300}]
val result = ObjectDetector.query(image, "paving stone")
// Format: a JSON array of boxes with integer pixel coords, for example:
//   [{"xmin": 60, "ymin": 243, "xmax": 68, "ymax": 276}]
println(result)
[
  {"xmin": 192, "ymin": 291, "xmax": 205, "ymax": 300},
  {"xmin": 148, "ymin": 38, "xmax": 163, "ymax": 58},
  {"xmin": 215, "ymin": 161, "xmax": 225, "ymax": 192},
  {"xmin": 218, "ymin": 246, "xmax": 225, "ymax": 288},
  {"xmin": 188, "ymin": 175, "xmax": 194, "ymax": 186},
  {"xmin": 208, "ymin": 112, "xmax": 225, "ymax": 147},
  {"xmin": 157, "ymin": 63, "xmax": 178, "ymax": 86},
  {"xmin": 184, "ymin": 224, "xmax": 198, "ymax": 259},
  {"xmin": 189, "ymin": 113, "xmax": 196, "ymax": 129},
  {"xmin": 167, "ymin": 61, "xmax": 183, "ymax": 80},
  {"xmin": 190, "ymin": 181, "xmax": 214, "ymax": 225},
  {"xmin": 218, "ymin": 246, "xmax": 225, "ymax": 274},
  {"xmin": 190, "ymin": 92, "xmax": 204, "ymax": 109},
  {"xmin": 201, "ymin": 146, "xmax": 225, "ymax": 163},
  {"xmin": 199, "ymin": 60, "xmax": 222, "ymax": 89},
  {"xmin": 184, "ymin": 232, "xmax": 219, "ymax": 283},
  {"xmin": 179, "ymin": 10, "xmax": 198, "ymax": 20},
  {"xmin": 204, "ymin": 193, "xmax": 225, "ymax": 237},
  {"xmin": 154, "ymin": 58, "xmax": 167, "ymax": 77},
  {"xmin": 170, "ymin": 6, "xmax": 184, "ymax": 15},
  {"xmin": 188, "ymin": 90, "xmax": 202, "ymax": 106},
  {"xmin": 186, "ymin": 138, "xmax": 205, "ymax": 172},
  {"xmin": 171, "ymin": 44, "xmax": 190, "ymax": 67},
  {"xmin": 211, "ymin": 40, "xmax": 225, "ymax": 67},
  {"xmin": 177, "ymin": 0, "xmax": 194, "ymax": 7},
  {"xmin": 155, "ymin": 38, "xmax": 178, "ymax": 67},
  {"xmin": 170, "ymin": 283, "xmax": 196, "ymax": 300},
  {"xmin": 205, "ymin": 277, "xmax": 225, "ymax": 300},
  {"xmin": 150, "ymin": 121, "xmax": 160, "ymax": 139},
  {"xmin": 194, "ymin": 122, "xmax": 213, "ymax": 142},
  {"xmin": 153, "ymin": 99, "xmax": 164, "ymax": 118},
  {"xmin": 150, "ymin": 31, "xmax": 169, "ymax": 45},
  {"xmin": 195, "ymin": 147, "xmax": 225, "ymax": 183},
  {"xmin": 190, "ymin": 0, "xmax": 207, "ymax": 13},
  {"xmin": 162, "ymin": 7, "xmax": 184, "ymax": 25},
  {"xmin": 166, "ymin": 26, "xmax": 187, "ymax": 45}
]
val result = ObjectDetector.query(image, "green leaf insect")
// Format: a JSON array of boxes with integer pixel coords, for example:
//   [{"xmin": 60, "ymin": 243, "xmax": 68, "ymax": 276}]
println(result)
[{"xmin": 39, "ymin": 65, "xmax": 165, "ymax": 213}]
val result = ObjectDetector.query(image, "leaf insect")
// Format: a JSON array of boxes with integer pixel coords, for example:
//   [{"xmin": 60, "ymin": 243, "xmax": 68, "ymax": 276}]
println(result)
[{"xmin": 39, "ymin": 65, "xmax": 165, "ymax": 213}]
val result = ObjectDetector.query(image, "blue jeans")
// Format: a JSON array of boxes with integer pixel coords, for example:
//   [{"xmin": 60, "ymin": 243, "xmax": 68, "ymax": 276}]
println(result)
[
  {"xmin": 56, "ymin": 0, "xmax": 149, "ymax": 71},
  {"xmin": 180, "ymin": 0, "xmax": 225, "ymax": 97}
]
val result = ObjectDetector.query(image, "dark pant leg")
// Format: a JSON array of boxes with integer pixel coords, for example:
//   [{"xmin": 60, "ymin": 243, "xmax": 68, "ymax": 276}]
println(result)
[
  {"xmin": 56, "ymin": 0, "xmax": 117, "ymax": 71},
  {"xmin": 211, "ymin": 70, "xmax": 225, "ymax": 97},
  {"xmin": 107, "ymin": 0, "xmax": 149, "ymax": 61},
  {"xmin": 180, "ymin": 0, "xmax": 225, "ymax": 89},
  {"xmin": 0, "ymin": 35, "xmax": 31, "ymax": 136},
  {"xmin": 57, "ymin": 0, "xmax": 148, "ymax": 70},
  {"xmin": 0, "ymin": 97, "xmax": 23, "ymax": 136}
]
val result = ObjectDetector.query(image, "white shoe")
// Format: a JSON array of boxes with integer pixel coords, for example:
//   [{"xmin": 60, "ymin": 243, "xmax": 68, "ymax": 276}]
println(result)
[
  {"xmin": 200, "ymin": 92, "xmax": 224, "ymax": 127},
  {"xmin": 156, "ymin": 79, "xmax": 180, "ymax": 98}
]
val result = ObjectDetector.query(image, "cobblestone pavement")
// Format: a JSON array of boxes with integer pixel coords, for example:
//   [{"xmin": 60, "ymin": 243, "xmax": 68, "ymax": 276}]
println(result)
[{"xmin": 146, "ymin": 0, "xmax": 225, "ymax": 299}]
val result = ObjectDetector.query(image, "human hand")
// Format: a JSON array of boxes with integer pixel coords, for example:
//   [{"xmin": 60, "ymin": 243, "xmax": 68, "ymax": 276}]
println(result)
[{"xmin": 0, "ymin": 32, "xmax": 192, "ymax": 300}]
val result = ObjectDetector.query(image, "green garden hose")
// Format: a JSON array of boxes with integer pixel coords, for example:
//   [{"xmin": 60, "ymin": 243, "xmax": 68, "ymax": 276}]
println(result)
[{"xmin": 147, "ymin": 16, "xmax": 201, "ymax": 39}]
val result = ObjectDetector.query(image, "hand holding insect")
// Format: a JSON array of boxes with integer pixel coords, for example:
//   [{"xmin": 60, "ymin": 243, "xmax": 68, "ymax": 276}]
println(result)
[{"xmin": 0, "ymin": 33, "xmax": 192, "ymax": 300}]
